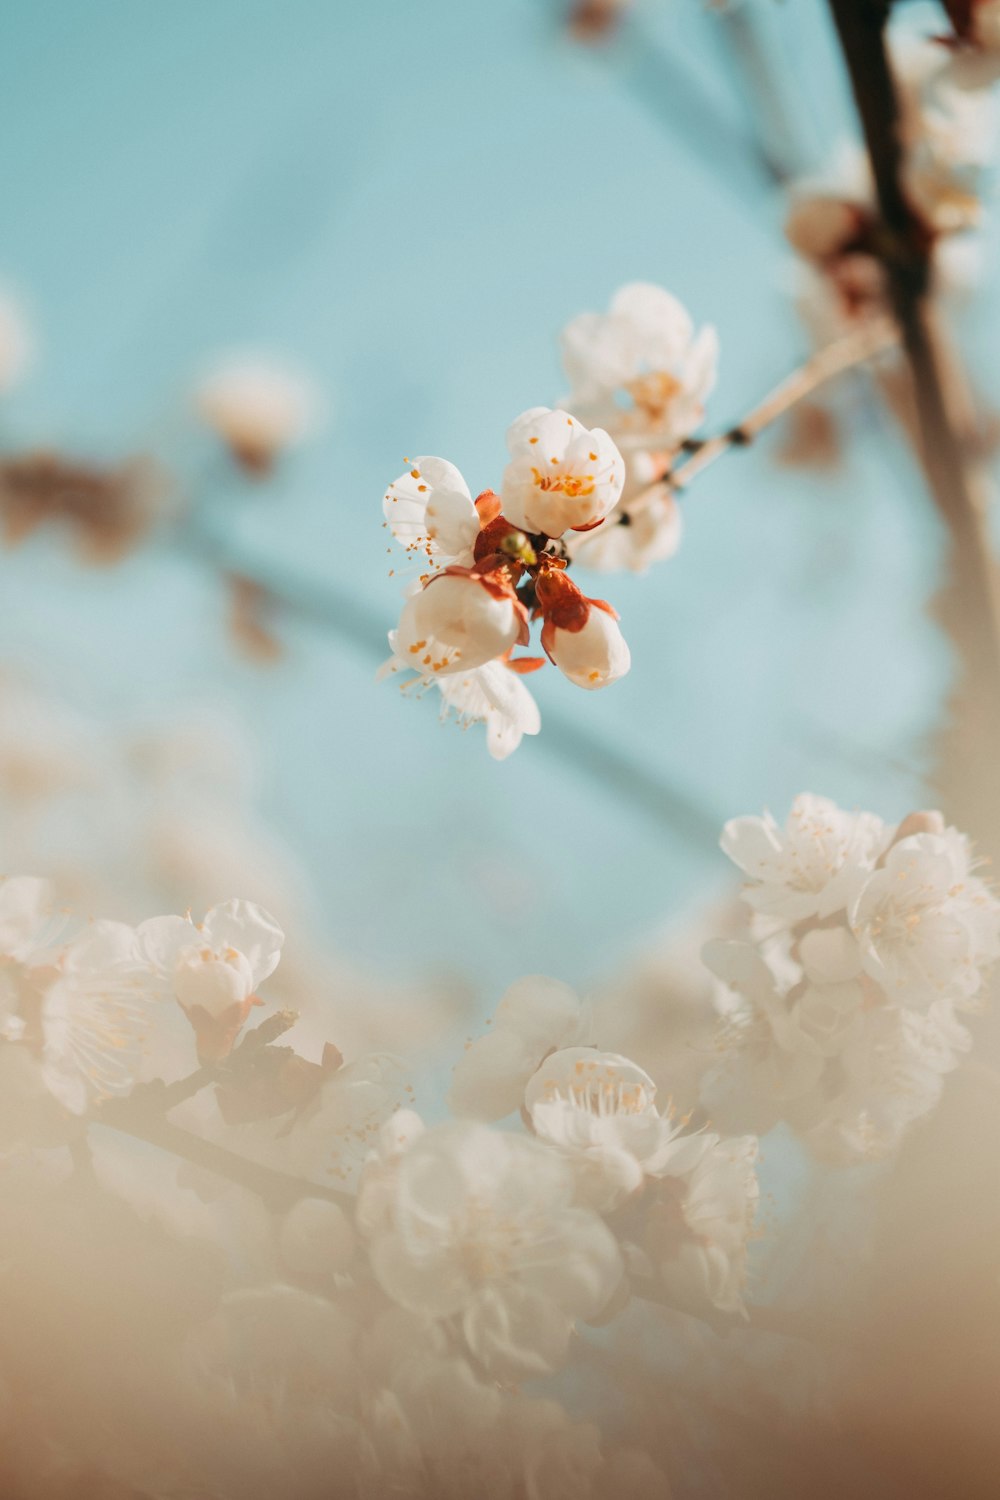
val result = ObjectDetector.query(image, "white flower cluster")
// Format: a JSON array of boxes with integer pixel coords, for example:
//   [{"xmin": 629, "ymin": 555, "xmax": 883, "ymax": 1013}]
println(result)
[
  {"xmin": 379, "ymin": 284, "xmax": 717, "ymax": 755},
  {"xmin": 443, "ymin": 975, "xmax": 759, "ymax": 1324},
  {"xmin": 559, "ymin": 282, "xmax": 717, "ymax": 574},
  {"xmin": 703, "ymin": 794, "xmax": 1000, "ymax": 1163},
  {"xmin": 380, "ymin": 410, "xmax": 632, "ymax": 757},
  {"xmin": 0, "ymin": 878, "xmax": 286, "ymax": 1136}
]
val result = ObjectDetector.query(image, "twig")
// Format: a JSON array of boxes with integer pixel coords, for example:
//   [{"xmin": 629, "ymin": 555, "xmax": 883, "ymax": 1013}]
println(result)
[
  {"xmin": 667, "ymin": 316, "xmax": 899, "ymax": 491},
  {"xmin": 90, "ymin": 1104, "xmax": 354, "ymax": 1214}
]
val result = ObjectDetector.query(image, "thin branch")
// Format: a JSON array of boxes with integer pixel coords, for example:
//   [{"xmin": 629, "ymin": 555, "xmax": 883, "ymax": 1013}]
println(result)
[
  {"xmin": 90, "ymin": 1104, "xmax": 355, "ymax": 1214},
  {"xmin": 668, "ymin": 316, "xmax": 899, "ymax": 491}
]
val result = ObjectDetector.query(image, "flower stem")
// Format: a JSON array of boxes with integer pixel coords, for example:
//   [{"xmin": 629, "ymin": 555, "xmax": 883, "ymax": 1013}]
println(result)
[{"xmin": 666, "ymin": 316, "xmax": 899, "ymax": 491}]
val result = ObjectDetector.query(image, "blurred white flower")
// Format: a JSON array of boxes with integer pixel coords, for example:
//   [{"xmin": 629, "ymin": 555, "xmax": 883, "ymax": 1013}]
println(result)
[
  {"xmin": 561, "ymin": 282, "xmax": 717, "ymax": 450},
  {"xmin": 525, "ymin": 1047, "xmax": 697, "ymax": 1211},
  {"xmin": 137, "ymin": 898, "xmax": 283, "ymax": 1059},
  {"xmin": 565, "ymin": 484, "xmax": 683, "ymax": 575},
  {"xmin": 645, "ymin": 1131, "xmax": 759, "ymax": 1317},
  {"xmin": 0, "ymin": 874, "xmax": 59, "ymax": 963},
  {"xmin": 195, "ymin": 355, "xmax": 321, "ymax": 471},
  {"xmin": 365, "ymin": 1118, "xmax": 623, "ymax": 1377},
  {"xmin": 0, "ymin": 290, "xmax": 32, "ymax": 395},
  {"xmin": 850, "ymin": 829, "xmax": 1000, "ymax": 1008},
  {"xmin": 501, "ymin": 407, "xmax": 624, "ymax": 538},
  {"xmin": 705, "ymin": 797, "xmax": 996, "ymax": 1162},
  {"xmin": 720, "ymin": 792, "xmax": 890, "ymax": 925},
  {"xmin": 450, "ymin": 975, "xmax": 589, "ymax": 1120},
  {"xmin": 41, "ymin": 919, "xmax": 152, "ymax": 1113}
]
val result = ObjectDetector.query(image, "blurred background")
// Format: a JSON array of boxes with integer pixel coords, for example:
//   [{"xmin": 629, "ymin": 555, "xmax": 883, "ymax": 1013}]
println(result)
[{"xmin": 0, "ymin": 0, "xmax": 991, "ymax": 1000}]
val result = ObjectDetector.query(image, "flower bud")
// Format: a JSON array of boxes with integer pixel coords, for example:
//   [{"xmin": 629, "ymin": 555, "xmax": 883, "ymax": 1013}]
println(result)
[{"xmin": 536, "ymin": 568, "xmax": 630, "ymax": 691}]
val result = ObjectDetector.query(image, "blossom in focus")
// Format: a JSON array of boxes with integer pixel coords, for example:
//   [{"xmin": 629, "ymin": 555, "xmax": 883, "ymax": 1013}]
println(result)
[
  {"xmin": 435, "ymin": 659, "xmax": 541, "ymax": 759},
  {"xmin": 195, "ymin": 355, "xmax": 321, "ymax": 473},
  {"xmin": 449, "ymin": 975, "xmax": 589, "ymax": 1120},
  {"xmin": 560, "ymin": 283, "xmax": 718, "ymax": 450},
  {"xmin": 535, "ymin": 565, "xmax": 631, "ymax": 690},
  {"xmin": 364, "ymin": 1117, "xmax": 623, "ymax": 1377},
  {"xmin": 383, "ymin": 456, "xmax": 482, "ymax": 571},
  {"xmin": 137, "ymin": 898, "xmax": 284, "ymax": 1060},
  {"xmin": 393, "ymin": 566, "xmax": 528, "ymax": 678},
  {"xmin": 501, "ymin": 407, "xmax": 624, "ymax": 538}
]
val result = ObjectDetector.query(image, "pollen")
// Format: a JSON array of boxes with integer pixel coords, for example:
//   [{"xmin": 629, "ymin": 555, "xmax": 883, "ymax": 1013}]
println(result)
[{"xmin": 531, "ymin": 466, "xmax": 596, "ymax": 498}]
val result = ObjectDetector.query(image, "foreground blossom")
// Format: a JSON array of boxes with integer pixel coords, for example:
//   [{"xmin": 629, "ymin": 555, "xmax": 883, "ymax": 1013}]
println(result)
[
  {"xmin": 450, "ymin": 975, "xmax": 589, "ymax": 1119},
  {"xmin": 363, "ymin": 1116, "xmax": 622, "ymax": 1377},
  {"xmin": 525, "ymin": 1047, "xmax": 694, "ymax": 1210},
  {"xmin": 705, "ymin": 795, "xmax": 1000, "ymax": 1161},
  {"xmin": 136, "ymin": 898, "xmax": 284, "ymax": 1059}
]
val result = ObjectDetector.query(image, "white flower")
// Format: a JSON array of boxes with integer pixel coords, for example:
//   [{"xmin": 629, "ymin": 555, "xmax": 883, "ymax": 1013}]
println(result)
[
  {"xmin": 383, "ymin": 456, "xmax": 481, "ymax": 571},
  {"xmin": 393, "ymin": 568, "xmax": 526, "ymax": 678},
  {"xmin": 543, "ymin": 599, "xmax": 631, "ymax": 691},
  {"xmin": 565, "ymin": 484, "xmax": 682, "ymax": 575},
  {"xmin": 0, "ymin": 875, "xmax": 58, "ymax": 963},
  {"xmin": 561, "ymin": 282, "xmax": 718, "ymax": 449},
  {"xmin": 195, "ymin": 354, "xmax": 321, "ymax": 470},
  {"xmin": 501, "ymin": 407, "xmax": 624, "ymax": 538},
  {"xmin": 436, "ymin": 658, "xmax": 541, "ymax": 759},
  {"xmin": 0, "ymin": 291, "xmax": 32, "ymax": 396},
  {"xmin": 137, "ymin": 898, "xmax": 284, "ymax": 1059},
  {"xmin": 450, "ymin": 975, "xmax": 589, "ymax": 1120},
  {"xmin": 647, "ymin": 1132, "xmax": 759, "ymax": 1316},
  {"xmin": 279, "ymin": 1197, "xmax": 356, "ymax": 1275},
  {"xmin": 366, "ymin": 1119, "xmax": 623, "ymax": 1377},
  {"xmin": 721, "ymin": 793, "xmax": 890, "ymax": 925},
  {"xmin": 41, "ymin": 919, "xmax": 152, "ymax": 1113},
  {"xmin": 524, "ymin": 1047, "xmax": 697, "ymax": 1210},
  {"xmin": 849, "ymin": 829, "xmax": 1000, "ymax": 1008}
]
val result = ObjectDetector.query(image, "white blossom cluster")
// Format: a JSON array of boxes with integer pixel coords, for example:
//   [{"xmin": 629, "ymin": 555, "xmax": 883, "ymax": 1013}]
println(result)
[
  {"xmin": 0, "ymin": 879, "xmax": 762, "ymax": 1495},
  {"xmin": 379, "ymin": 284, "xmax": 716, "ymax": 756},
  {"xmin": 702, "ymin": 794, "xmax": 1000, "ymax": 1163}
]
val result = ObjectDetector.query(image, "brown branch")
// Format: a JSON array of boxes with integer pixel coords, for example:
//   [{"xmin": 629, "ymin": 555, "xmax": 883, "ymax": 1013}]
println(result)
[
  {"xmin": 90, "ymin": 1104, "xmax": 355, "ymax": 1214},
  {"xmin": 827, "ymin": 0, "xmax": 1000, "ymax": 854},
  {"xmin": 90, "ymin": 1009, "xmax": 355, "ymax": 1215}
]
